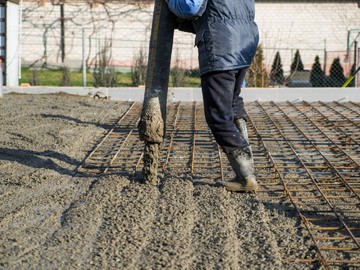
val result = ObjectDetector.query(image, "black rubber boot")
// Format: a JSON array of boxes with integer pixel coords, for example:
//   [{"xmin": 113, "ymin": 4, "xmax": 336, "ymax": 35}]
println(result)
[
  {"xmin": 218, "ymin": 146, "xmax": 258, "ymax": 192},
  {"xmin": 234, "ymin": 117, "xmax": 255, "ymax": 164},
  {"xmin": 234, "ymin": 118, "xmax": 249, "ymax": 144}
]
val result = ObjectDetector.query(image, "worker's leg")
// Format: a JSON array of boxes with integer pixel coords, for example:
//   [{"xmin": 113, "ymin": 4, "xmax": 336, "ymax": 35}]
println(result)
[
  {"xmin": 201, "ymin": 69, "xmax": 258, "ymax": 192},
  {"xmin": 201, "ymin": 70, "xmax": 248, "ymax": 154},
  {"xmin": 232, "ymin": 68, "xmax": 248, "ymax": 121},
  {"xmin": 232, "ymin": 68, "xmax": 250, "ymax": 143}
]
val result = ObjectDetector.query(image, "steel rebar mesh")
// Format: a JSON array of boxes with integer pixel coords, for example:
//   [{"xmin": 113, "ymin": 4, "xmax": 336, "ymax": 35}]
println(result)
[{"xmin": 77, "ymin": 100, "xmax": 360, "ymax": 269}]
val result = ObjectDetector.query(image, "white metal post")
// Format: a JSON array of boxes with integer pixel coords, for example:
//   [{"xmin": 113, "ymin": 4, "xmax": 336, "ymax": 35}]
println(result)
[
  {"xmin": 82, "ymin": 28, "xmax": 86, "ymax": 87},
  {"xmin": 355, "ymin": 41, "xmax": 359, "ymax": 87},
  {"xmin": 18, "ymin": 0, "xmax": 22, "ymax": 81},
  {"xmin": 0, "ymin": 59, "xmax": 3, "ymax": 98}
]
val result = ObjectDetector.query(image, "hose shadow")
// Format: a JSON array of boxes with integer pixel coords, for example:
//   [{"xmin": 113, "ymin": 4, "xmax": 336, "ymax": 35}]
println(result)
[
  {"xmin": 40, "ymin": 114, "xmax": 114, "ymax": 130},
  {"xmin": 0, "ymin": 147, "xmax": 89, "ymax": 177}
]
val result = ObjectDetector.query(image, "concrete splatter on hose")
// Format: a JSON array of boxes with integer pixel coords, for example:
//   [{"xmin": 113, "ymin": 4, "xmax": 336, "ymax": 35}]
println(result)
[{"xmin": 138, "ymin": 0, "xmax": 175, "ymax": 184}]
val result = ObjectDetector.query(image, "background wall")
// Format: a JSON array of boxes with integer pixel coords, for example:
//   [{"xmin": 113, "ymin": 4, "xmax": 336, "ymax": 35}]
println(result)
[{"xmin": 20, "ymin": 0, "xmax": 360, "ymax": 78}]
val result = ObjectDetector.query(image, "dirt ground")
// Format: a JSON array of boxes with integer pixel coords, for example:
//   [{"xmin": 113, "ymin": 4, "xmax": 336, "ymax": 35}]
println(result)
[{"xmin": 1, "ymin": 94, "xmax": 317, "ymax": 269}]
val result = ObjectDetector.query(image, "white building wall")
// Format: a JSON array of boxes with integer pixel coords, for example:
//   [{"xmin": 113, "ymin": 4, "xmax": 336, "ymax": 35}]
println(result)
[
  {"xmin": 20, "ymin": 1, "xmax": 360, "ymax": 75},
  {"xmin": 256, "ymin": 1, "xmax": 360, "ymax": 75},
  {"xmin": 21, "ymin": 2, "xmax": 156, "ymax": 69}
]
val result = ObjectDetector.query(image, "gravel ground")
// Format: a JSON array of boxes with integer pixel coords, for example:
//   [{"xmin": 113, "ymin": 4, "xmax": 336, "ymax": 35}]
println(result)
[{"xmin": 0, "ymin": 94, "xmax": 320, "ymax": 269}]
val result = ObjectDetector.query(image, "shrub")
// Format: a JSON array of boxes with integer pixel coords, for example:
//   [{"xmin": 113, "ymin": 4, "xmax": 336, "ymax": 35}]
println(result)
[
  {"xmin": 247, "ymin": 44, "xmax": 268, "ymax": 87},
  {"xmin": 327, "ymin": 57, "xmax": 346, "ymax": 87},
  {"xmin": 93, "ymin": 40, "xmax": 118, "ymax": 87},
  {"xmin": 131, "ymin": 48, "xmax": 147, "ymax": 87},
  {"xmin": 290, "ymin": 49, "xmax": 305, "ymax": 73},
  {"xmin": 30, "ymin": 69, "xmax": 40, "ymax": 86},
  {"xmin": 269, "ymin": 51, "xmax": 285, "ymax": 85},
  {"xmin": 59, "ymin": 66, "xmax": 72, "ymax": 86},
  {"xmin": 171, "ymin": 50, "xmax": 186, "ymax": 87},
  {"xmin": 310, "ymin": 55, "xmax": 325, "ymax": 87},
  {"xmin": 185, "ymin": 68, "xmax": 200, "ymax": 78}
]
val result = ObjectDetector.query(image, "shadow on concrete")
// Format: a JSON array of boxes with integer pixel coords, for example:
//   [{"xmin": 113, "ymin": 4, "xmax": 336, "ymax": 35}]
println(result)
[{"xmin": 0, "ymin": 147, "xmax": 81, "ymax": 177}]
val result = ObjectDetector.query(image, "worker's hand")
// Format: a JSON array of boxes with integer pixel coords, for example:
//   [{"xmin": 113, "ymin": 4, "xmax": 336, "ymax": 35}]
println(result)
[
  {"xmin": 175, "ymin": 18, "xmax": 195, "ymax": 33},
  {"xmin": 165, "ymin": 0, "xmax": 207, "ymax": 19},
  {"xmin": 164, "ymin": 0, "xmax": 199, "ymax": 34}
]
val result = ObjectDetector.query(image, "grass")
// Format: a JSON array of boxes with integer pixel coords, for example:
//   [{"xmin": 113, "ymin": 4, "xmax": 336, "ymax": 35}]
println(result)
[
  {"xmin": 19, "ymin": 67, "xmax": 201, "ymax": 87},
  {"xmin": 19, "ymin": 67, "xmax": 133, "ymax": 87},
  {"xmin": 183, "ymin": 76, "xmax": 201, "ymax": 88}
]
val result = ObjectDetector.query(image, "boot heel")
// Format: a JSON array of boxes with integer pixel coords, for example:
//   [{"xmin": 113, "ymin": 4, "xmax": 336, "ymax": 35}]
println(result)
[{"xmin": 244, "ymin": 176, "xmax": 258, "ymax": 192}]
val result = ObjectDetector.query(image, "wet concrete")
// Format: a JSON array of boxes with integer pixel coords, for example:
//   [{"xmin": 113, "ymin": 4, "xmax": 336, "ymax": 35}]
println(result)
[{"xmin": 0, "ymin": 93, "xmax": 328, "ymax": 269}]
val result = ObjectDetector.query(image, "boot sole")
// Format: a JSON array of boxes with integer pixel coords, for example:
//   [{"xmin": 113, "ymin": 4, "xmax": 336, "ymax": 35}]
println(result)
[
  {"xmin": 217, "ymin": 175, "xmax": 259, "ymax": 193},
  {"xmin": 217, "ymin": 181, "xmax": 258, "ymax": 193}
]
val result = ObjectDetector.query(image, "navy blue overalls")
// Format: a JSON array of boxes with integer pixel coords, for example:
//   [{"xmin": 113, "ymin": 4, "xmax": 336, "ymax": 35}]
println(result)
[{"xmin": 169, "ymin": 0, "xmax": 259, "ymax": 153}]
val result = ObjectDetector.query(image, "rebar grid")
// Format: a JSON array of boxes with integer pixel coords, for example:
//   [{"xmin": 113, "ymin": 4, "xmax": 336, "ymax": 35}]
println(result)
[
  {"xmin": 247, "ymin": 101, "xmax": 360, "ymax": 269},
  {"xmin": 77, "ymin": 101, "xmax": 143, "ymax": 176},
  {"xmin": 77, "ymin": 101, "xmax": 360, "ymax": 269}
]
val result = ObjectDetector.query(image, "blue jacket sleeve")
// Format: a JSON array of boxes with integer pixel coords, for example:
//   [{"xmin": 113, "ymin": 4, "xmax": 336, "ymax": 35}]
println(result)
[{"xmin": 167, "ymin": 0, "xmax": 207, "ymax": 19}]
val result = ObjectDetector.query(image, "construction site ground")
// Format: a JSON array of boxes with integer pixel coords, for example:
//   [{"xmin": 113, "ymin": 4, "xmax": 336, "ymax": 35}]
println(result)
[{"xmin": 0, "ymin": 93, "xmax": 359, "ymax": 269}]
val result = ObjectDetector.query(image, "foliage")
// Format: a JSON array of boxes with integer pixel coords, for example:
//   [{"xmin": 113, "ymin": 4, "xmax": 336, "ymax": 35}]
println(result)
[
  {"xmin": 310, "ymin": 55, "xmax": 324, "ymax": 87},
  {"xmin": 290, "ymin": 49, "xmax": 304, "ymax": 73},
  {"xmin": 326, "ymin": 57, "xmax": 346, "ymax": 87},
  {"xmin": 269, "ymin": 51, "xmax": 285, "ymax": 85},
  {"xmin": 30, "ymin": 69, "xmax": 40, "ymax": 86},
  {"xmin": 19, "ymin": 67, "xmax": 201, "ymax": 87},
  {"xmin": 171, "ymin": 50, "xmax": 186, "ymax": 87},
  {"xmin": 20, "ymin": 67, "xmax": 135, "ymax": 87},
  {"xmin": 181, "ymin": 76, "xmax": 200, "ymax": 87},
  {"xmin": 24, "ymin": 0, "xmax": 151, "ymax": 69},
  {"xmin": 131, "ymin": 48, "xmax": 147, "ymax": 87},
  {"xmin": 59, "ymin": 66, "xmax": 72, "ymax": 86},
  {"xmin": 171, "ymin": 67, "xmax": 187, "ymax": 87},
  {"xmin": 185, "ymin": 68, "xmax": 200, "ymax": 78},
  {"xmin": 247, "ymin": 44, "xmax": 268, "ymax": 87},
  {"xmin": 93, "ymin": 40, "xmax": 118, "ymax": 87}
]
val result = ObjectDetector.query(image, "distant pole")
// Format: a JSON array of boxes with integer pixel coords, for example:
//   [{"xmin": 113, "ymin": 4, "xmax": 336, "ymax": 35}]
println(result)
[
  {"xmin": 19, "ymin": 0, "xmax": 23, "ymax": 80},
  {"xmin": 323, "ymin": 39, "xmax": 327, "ymax": 74},
  {"xmin": 0, "ymin": 59, "xmax": 3, "ymax": 98},
  {"xmin": 82, "ymin": 29, "xmax": 86, "ymax": 87},
  {"xmin": 355, "ymin": 41, "xmax": 358, "ymax": 87},
  {"xmin": 60, "ymin": 3, "xmax": 65, "ymax": 63}
]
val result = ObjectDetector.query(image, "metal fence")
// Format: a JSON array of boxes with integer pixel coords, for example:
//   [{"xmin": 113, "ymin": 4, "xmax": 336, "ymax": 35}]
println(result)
[{"xmin": 19, "ymin": 0, "xmax": 360, "ymax": 87}]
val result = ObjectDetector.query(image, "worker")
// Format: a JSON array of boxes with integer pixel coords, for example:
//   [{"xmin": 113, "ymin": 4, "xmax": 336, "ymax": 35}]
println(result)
[{"xmin": 166, "ymin": 0, "xmax": 259, "ymax": 192}]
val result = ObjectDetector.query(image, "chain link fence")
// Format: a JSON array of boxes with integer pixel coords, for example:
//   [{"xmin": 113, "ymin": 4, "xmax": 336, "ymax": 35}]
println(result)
[{"xmin": 20, "ymin": 0, "xmax": 360, "ymax": 87}]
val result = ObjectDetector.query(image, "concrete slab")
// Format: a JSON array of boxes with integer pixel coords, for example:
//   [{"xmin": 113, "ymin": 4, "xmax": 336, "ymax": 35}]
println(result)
[{"xmin": 3, "ymin": 86, "xmax": 360, "ymax": 102}]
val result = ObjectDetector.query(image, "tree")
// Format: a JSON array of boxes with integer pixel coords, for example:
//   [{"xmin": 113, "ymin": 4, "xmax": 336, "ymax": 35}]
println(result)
[
  {"xmin": 131, "ymin": 48, "xmax": 147, "ymax": 87},
  {"xmin": 59, "ymin": 2, "xmax": 65, "ymax": 63},
  {"xmin": 59, "ymin": 66, "xmax": 72, "ymax": 86},
  {"xmin": 247, "ymin": 44, "xmax": 268, "ymax": 87},
  {"xmin": 290, "ymin": 49, "xmax": 304, "ymax": 73},
  {"xmin": 310, "ymin": 55, "xmax": 324, "ymax": 87},
  {"xmin": 93, "ymin": 40, "xmax": 118, "ymax": 87},
  {"xmin": 171, "ymin": 49, "xmax": 186, "ymax": 87},
  {"xmin": 328, "ymin": 57, "xmax": 346, "ymax": 87},
  {"xmin": 22, "ymin": 1, "xmax": 152, "ymax": 67},
  {"xmin": 269, "ymin": 51, "xmax": 285, "ymax": 85}
]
